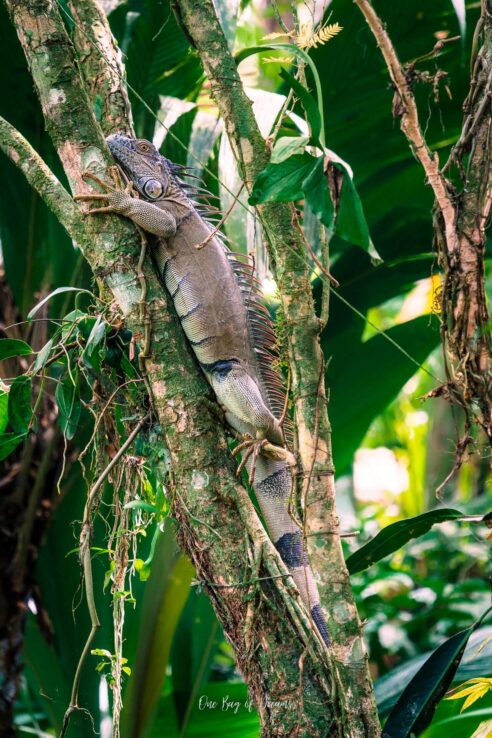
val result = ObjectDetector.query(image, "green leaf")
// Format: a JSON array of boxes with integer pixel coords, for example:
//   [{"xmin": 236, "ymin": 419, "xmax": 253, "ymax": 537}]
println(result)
[
  {"xmin": 236, "ymin": 42, "xmax": 326, "ymax": 146},
  {"xmin": 326, "ymin": 315, "xmax": 440, "ymax": 473},
  {"xmin": 55, "ymin": 373, "xmax": 81, "ymax": 440},
  {"xmin": 0, "ymin": 385, "xmax": 8, "ymax": 434},
  {"xmin": 249, "ymin": 153, "xmax": 317, "ymax": 205},
  {"xmin": 33, "ymin": 338, "xmax": 54, "ymax": 373},
  {"xmin": 346, "ymin": 508, "xmax": 464, "ymax": 574},
  {"xmin": 124, "ymin": 500, "xmax": 158, "ymax": 513},
  {"xmin": 84, "ymin": 315, "xmax": 107, "ymax": 356},
  {"xmin": 171, "ymin": 592, "xmax": 223, "ymax": 731},
  {"xmin": 383, "ymin": 623, "xmax": 478, "ymax": 738},
  {"xmin": 8, "ymin": 375, "xmax": 33, "ymax": 434},
  {"xmin": 0, "ymin": 432, "xmax": 27, "ymax": 460},
  {"xmin": 376, "ymin": 626, "xmax": 492, "ymax": 718},
  {"xmin": 279, "ymin": 68, "xmax": 321, "ymax": 145},
  {"xmin": 302, "ymin": 156, "xmax": 334, "ymax": 228},
  {"xmin": 121, "ymin": 527, "xmax": 194, "ymax": 738},
  {"xmin": 0, "ymin": 338, "xmax": 32, "ymax": 361},
  {"xmin": 422, "ymin": 709, "xmax": 492, "ymax": 738},
  {"xmin": 27, "ymin": 287, "xmax": 93, "ymax": 321},
  {"xmin": 334, "ymin": 162, "xmax": 380, "ymax": 259},
  {"xmin": 271, "ymin": 135, "xmax": 310, "ymax": 163}
]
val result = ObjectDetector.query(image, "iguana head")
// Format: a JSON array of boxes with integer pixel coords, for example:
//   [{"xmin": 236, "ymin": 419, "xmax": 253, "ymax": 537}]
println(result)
[{"xmin": 106, "ymin": 133, "xmax": 172, "ymax": 201}]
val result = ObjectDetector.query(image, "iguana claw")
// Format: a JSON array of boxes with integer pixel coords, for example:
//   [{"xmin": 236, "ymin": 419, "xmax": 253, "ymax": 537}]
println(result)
[
  {"xmin": 233, "ymin": 436, "xmax": 269, "ymax": 484},
  {"xmin": 73, "ymin": 169, "xmax": 135, "ymax": 215}
]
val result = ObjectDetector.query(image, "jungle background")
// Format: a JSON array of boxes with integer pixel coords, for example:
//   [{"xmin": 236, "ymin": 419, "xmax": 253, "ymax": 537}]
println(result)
[{"xmin": 0, "ymin": 0, "xmax": 491, "ymax": 737}]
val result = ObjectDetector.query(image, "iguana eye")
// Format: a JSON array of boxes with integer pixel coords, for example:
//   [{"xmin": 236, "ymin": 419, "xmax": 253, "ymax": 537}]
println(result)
[
  {"xmin": 143, "ymin": 178, "xmax": 163, "ymax": 199},
  {"xmin": 138, "ymin": 141, "xmax": 151, "ymax": 153}
]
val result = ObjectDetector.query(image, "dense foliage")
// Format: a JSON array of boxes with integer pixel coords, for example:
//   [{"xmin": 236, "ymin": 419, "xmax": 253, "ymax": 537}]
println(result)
[{"xmin": 0, "ymin": 1, "xmax": 490, "ymax": 737}]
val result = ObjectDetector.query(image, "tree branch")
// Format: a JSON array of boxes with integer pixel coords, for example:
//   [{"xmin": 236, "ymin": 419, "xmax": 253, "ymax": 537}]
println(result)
[
  {"xmin": 354, "ymin": 0, "xmax": 492, "ymax": 454},
  {"xmin": 354, "ymin": 0, "xmax": 458, "ymax": 252},
  {"xmin": 173, "ymin": 1, "xmax": 379, "ymax": 735},
  {"xmin": 2, "ymin": 0, "xmax": 336, "ymax": 733}
]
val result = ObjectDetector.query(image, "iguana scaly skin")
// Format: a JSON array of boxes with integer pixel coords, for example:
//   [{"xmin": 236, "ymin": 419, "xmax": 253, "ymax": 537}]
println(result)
[{"xmin": 78, "ymin": 134, "xmax": 329, "ymax": 646}]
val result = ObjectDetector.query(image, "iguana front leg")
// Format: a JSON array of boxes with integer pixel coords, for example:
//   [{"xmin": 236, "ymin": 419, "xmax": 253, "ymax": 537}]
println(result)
[{"xmin": 74, "ymin": 171, "xmax": 177, "ymax": 239}]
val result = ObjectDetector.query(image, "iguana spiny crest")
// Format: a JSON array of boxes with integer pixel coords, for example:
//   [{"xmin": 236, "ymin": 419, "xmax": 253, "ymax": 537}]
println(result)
[{"xmin": 75, "ymin": 133, "xmax": 330, "ymax": 646}]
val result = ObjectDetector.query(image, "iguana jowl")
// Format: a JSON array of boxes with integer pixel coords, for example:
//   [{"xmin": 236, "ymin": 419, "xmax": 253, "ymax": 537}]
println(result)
[{"xmin": 77, "ymin": 134, "xmax": 329, "ymax": 646}]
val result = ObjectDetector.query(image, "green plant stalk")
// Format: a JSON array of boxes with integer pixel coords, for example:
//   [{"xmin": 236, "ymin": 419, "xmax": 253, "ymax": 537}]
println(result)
[
  {"xmin": 60, "ymin": 413, "xmax": 149, "ymax": 738},
  {"xmin": 235, "ymin": 43, "xmax": 326, "ymax": 148}
]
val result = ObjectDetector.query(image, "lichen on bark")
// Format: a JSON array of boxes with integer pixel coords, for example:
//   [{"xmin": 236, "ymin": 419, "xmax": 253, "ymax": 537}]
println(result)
[{"xmin": 0, "ymin": 0, "xmax": 348, "ymax": 735}]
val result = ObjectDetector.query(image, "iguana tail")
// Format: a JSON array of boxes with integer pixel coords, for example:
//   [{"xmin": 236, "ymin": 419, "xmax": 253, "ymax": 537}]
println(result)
[{"xmin": 248, "ymin": 454, "xmax": 330, "ymax": 645}]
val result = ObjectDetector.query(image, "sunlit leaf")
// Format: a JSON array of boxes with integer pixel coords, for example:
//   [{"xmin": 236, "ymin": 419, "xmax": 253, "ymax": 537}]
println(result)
[
  {"xmin": 271, "ymin": 136, "xmax": 310, "ymax": 163},
  {"xmin": 33, "ymin": 338, "xmax": 54, "ymax": 373},
  {"xmin": 27, "ymin": 287, "xmax": 93, "ymax": 320},
  {"xmin": 84, "ymin": 315, "xmax": 107, "ymax": 356},
  {"xmin": 450, "ymin": 0, "xmax": 466, "ymax": 39},
  {"xmin": 471, "ymin": 720, "xmax": 492, "ymax": 738},
  {"xmin": 124, "ymin": 500, "xmax": 158, "ymax": 513},
  {"xmin": 446, "ymin": 679, "xmax": 492, "ymax": 712}
]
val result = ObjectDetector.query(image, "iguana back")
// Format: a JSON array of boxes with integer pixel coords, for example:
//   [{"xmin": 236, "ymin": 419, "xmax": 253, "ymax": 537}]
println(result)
[{"xmin": 104, "ymin": 134, "xmax": 329, "ymax": 646}]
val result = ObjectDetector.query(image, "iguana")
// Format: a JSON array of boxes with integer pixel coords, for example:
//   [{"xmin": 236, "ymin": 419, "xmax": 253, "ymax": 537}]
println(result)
[{"xmin": 75, "ymin": 133, "xmax": 329, "ymax": 646}]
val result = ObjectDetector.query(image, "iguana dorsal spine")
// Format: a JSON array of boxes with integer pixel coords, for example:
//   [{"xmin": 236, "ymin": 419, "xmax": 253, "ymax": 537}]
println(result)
[{"xmin": 104, "ymin": 134, "xmax": 330, "ymax": 646}]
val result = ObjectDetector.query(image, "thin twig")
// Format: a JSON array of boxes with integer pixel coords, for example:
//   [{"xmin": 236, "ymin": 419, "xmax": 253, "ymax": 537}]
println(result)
[
  {"xmin": 195, "ymin": 184, "xmax": 244, "ymax": 249},
  {"xmin": 354, "ymin": 0, "xmax": 458, "ymax": 252},
  {"xmin": 60, "ymin": 413, "xmax": 149, "ymax": 738}
]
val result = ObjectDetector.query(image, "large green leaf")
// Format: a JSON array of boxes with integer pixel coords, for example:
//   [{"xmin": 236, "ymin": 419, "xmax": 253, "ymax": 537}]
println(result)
[
  {"xmin": 375, "ymin": 626, "xmax": 492, "ymax": 717},
  {"xmin": 422, "ymin": 708, "xmax": 492, "ymax": 738},
  {"xmin": 121, "ymin": 526, "xmax": 194, "ymax": 738},
  {"xmin": 302, "ymin": 156, "xmax": 334, "ymax": 228},
  {"xmin": 25, "ymin": 469, "xmax": 114, "ymax": 738},
  {"xmin": 149, "ymin": 682, "xmax": 259, "ymax": 738},
  {"xmin": 311, "ymin": 0, "xmax": 478, "ymax": 266},
  {"xmin": 346, "ymin": 509, "xmax": 464, "ymax": 574},
  {"xmin": 0, "ymin": 4, "xmax": 85, "ymax": 318},
  {"xmin": 325, "ymin": 315, "xmax": 440, "ymax": 473},
  {"xmin": 249, "ymin": 153, "xmax": 317, "ymax": 204},
  {"xmin": 0, "ymin": 338, "xmax": 32, "ymax": 361},
  {"xmin": 382, "ymin": 623, "xmax": 479, "ymax": 738},
  {"xmin": 109, "ymin": 0, "xmax": 203, "ymax": 139},
  {"xmin": 171, "ymin": 593, "xmax": 223, "ymax": 732},
  {"xmin": 7, "ymin": 375, "xmax": 32, "ymax": 434}
]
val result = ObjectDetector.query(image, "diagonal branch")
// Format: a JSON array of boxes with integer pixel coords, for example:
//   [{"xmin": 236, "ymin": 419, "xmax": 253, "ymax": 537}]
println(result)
[
  {"xmin": 173, "ymin": 1, "xmax": 380, "ymax": 736},
  {"xmin": 355, "ymin": 0, "xmax": 492, "ymax": 452},
  {"xmin": 1, "ymin": 0, "xmax": 335, "ymax": 734},
  {"xmin": 354, "ymin": 0, "xmax": 458, "ymax": 252}
]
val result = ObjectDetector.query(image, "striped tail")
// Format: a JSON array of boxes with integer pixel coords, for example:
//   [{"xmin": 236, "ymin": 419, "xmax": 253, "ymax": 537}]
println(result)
[{"xmin": 248, "ymin": 454, "xmax": 330, "ymax": 646}]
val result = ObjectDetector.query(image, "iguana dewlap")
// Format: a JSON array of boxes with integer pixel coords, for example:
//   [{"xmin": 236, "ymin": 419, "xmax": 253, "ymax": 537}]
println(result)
[{"xmin": 94, "ymin": 134, "xmax": 330, "ymax": 645}]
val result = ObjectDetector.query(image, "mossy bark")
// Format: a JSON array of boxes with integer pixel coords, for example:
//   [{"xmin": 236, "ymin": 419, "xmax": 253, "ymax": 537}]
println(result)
[
  {"xmin": 174, "ymin": 1, "xmax": 379, "ymax": 735},
  {"xmin": 1, "ymin": 0, "xmax": 343, "ymax": 734}
]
